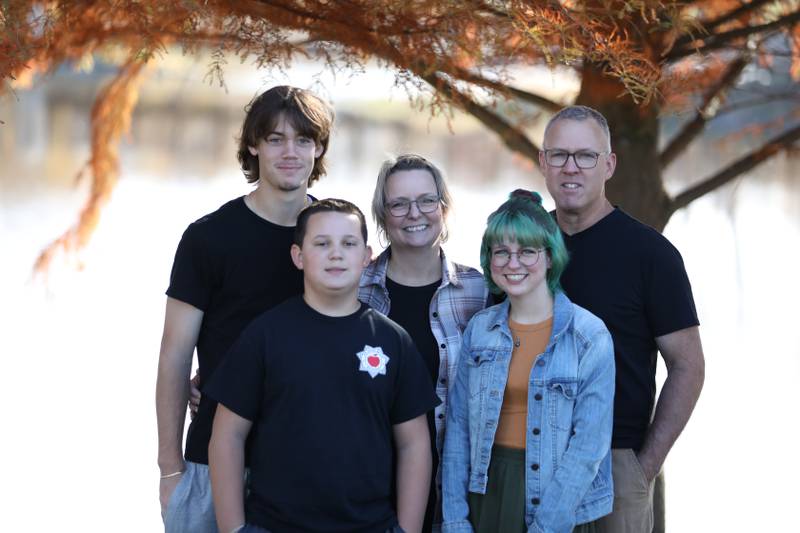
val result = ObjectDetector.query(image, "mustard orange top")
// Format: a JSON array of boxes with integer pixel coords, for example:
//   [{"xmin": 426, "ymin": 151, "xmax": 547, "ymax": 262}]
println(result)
[{"xmin": 494, "ymin": 316, "xmax": 553, "ymax": 449}]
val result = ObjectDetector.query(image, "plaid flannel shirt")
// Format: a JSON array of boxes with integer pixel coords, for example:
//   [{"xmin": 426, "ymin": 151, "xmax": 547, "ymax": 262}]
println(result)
[{"xmin": 358, "ymin": 247, "xmax": 488, "ymax": 516}]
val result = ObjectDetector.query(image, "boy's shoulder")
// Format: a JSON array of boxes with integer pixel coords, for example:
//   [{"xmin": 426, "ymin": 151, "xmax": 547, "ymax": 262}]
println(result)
[
  {"xmin": 186, "ymin": 196, "xmax": 246, "ymax": 232},
  {"xmin": 254, "ymin": 299, "xmax": 398, "ymax": 331},
  {"xmin": 242, "ymin": 295, "xmax": 306, "ymax": 335},
  {"xmin": 177, "ymin": 197, "xmax": 251, "ymax": 253}
]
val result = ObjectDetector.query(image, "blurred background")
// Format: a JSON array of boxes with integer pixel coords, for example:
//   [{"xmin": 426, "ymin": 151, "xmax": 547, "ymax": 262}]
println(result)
[{"xmin": 1, "ymin": 53, "xmax": 798, "ymax": 531}]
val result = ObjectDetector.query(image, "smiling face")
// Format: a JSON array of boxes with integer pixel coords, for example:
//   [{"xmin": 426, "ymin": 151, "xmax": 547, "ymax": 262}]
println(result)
[
  {"xmin": 291, "ymin": 211, "xmax": 372, "ymax": 299},
  {"xmin": 489, "ymin": 236, "xmax": 551, "ymax": 304},
  {"xmin": 541, "ymin": 118, "xmax": 616, "ymax": 219},
  {"xmin": 248, "ymin": 113, "xmax": 323, "ymax": 194},
  {"xmin": 383, "ymin": 169, "xmax": 444, "ymax": 251}
]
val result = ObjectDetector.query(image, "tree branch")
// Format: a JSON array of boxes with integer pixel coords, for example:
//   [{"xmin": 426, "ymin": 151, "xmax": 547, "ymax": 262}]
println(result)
[
  {"xmin": 666, "ymin": 8, "xmax": 800, "ymax": 61},
  {"xmin": 660, "ymin": 55, "xmax": 749, "ymax": 167},
  {"xmin": 501, "ymin": 83, "xmax": 565, "ymax": 112},
  {"xmin": 714, "ymin": 92, "xmax": 800, "ymax": 116},
  {"xmin": 451, "ymin": 69, "xmax": 564, "ymax": 112},
  {"xmin": 421, "ymin": 73, "xmax": 541, "ymax": 167},
  {"xmin": 667, "ymin": 122, "xmax": 800, "ymax": 216},
  {"xmin": 687, "ymin": 0, "xmax": 774, "ymax": 38}
]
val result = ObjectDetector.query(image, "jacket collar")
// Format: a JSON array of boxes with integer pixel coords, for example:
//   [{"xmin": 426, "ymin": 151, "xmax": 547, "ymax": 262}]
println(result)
[
  {"xmin": 359, "ymin": 246, "xmax": 461, "ymax": 290},
  {"xmin": 486, "ymin": 291, "xmax": 573, "ymax": 339}
]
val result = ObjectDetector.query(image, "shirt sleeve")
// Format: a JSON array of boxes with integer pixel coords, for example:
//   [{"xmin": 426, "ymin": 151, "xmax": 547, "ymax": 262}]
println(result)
[
  {"xmin": 203, "ymin": 321, "xmax": 266, "ymax": 422},
  {"xmin": 390, "ymin": 329, "xmax": 441, "ymax": 425},
  {"xmin": 644, "ymin": 234, "xmax": 699, "ymax": 337},
  {"xmin": 165, "ymin": 223, "xmax": 215, "ymax": 311}
]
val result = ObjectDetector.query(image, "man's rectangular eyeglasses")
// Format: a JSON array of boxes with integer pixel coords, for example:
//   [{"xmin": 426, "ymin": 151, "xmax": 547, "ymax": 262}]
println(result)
[
  {"xmin": 386, "ymin": 195, "xmax": 441, "ymax": 217},
  {"xmin": 491, "ymin": 248, "xmax": 544, "ymax": 267},
  {"xmin": 543, "ymin": 149, "xmax": 608, "ymax": 169}
]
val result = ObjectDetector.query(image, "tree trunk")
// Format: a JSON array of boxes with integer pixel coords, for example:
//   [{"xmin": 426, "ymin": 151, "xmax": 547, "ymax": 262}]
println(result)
[{"xmin": 575, "ymin": 64, "xmax": 672, "ymax": 232}]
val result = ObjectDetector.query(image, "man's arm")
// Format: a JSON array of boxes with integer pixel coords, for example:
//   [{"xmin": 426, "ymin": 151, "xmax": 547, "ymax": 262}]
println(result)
[
  {"xmin": 637, "ymin": 326, "xmax": 705, "ymax": 480},
  {"xmin": 209, "ymin": 404, "xmax": 252, "ymax": 532},
  {"xmin": 155, "ymin": 297, "xmax": 204, "ymax": 511},
  {"xmin": 393, "ymin": 414, "xmax": 432, "ymax": 533}
]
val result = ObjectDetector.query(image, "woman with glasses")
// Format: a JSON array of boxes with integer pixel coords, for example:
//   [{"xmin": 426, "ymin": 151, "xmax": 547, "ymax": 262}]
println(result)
[
  {"xmin": 442, "ymin": 190, "xmax": 615, "ymax": 533},
  {"xmin": 359, "ymin": 154, "xmax": 489, "ymax": 533}
]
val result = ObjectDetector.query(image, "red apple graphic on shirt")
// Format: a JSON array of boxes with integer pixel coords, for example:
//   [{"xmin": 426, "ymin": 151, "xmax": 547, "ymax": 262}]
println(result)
[{"xmin": 356, "ymin": 345, "xmax": 390, "ymax": 378}]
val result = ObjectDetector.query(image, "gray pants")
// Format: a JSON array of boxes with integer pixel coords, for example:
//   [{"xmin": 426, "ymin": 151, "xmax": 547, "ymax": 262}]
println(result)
[
  {"xmin": 163, "ymin": 461, "xmax": 218, "ymax": 533},
  {"xmin": 595, "ymin": 449, "xmax": 655, "ymax": 533}
]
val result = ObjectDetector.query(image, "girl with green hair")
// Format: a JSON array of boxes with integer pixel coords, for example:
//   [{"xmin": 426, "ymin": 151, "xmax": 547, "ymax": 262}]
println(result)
[{"xmin": 442, "ymin": 189, "xmax": 616, "ymax": 533}]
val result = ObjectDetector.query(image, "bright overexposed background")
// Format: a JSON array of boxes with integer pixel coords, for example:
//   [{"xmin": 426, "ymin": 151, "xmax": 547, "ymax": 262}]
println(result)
[{"xmin": 1, "ymin": 56, "xmax": 798, "ymax": 531}]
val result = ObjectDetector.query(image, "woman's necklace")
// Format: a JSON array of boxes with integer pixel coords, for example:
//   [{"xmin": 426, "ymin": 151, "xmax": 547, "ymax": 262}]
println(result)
[{"xmin": 514, "ymin": 336, "xmax": 521, "ymax": 348}]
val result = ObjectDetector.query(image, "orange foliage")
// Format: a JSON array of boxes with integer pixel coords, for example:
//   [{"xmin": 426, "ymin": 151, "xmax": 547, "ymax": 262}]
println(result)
[
  {"xmin": 792, "ymin": 25, "xmax": 800, "ymax": 80},
  {"xmin": 661, "ymin": 55, "xmax": 729, "ymax": 111},
  {"xmin": 32, "ymin": 57, "xmax": 147, "ymax": 273},
  {"xmin": 1, "ymin": 0, "xmax": 798, "ymax": 268}
]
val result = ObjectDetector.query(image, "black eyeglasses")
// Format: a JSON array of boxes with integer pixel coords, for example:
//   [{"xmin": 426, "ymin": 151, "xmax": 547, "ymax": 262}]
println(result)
[
  {"xmin": 491, "ymin": 248, "xmax": 544, "ymax": 267},
  {"xmin": 542, "ymin": 149, "xmax": 608, "ymax": 169},
  {"xmin": 385, "ymin": 195, "xmax": 441, "ymax": 217}
]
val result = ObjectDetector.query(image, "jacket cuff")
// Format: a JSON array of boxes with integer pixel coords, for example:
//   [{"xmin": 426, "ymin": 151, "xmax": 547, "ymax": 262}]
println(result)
[{"xmin": 442, "ymin": 520, "xmax": 474, "ymax": 533}]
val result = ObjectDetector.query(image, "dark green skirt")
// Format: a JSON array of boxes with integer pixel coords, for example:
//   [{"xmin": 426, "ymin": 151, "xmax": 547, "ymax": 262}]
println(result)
[{"xmin": 467, "ymin": 446, "xmax": 598, "ymax": 533}]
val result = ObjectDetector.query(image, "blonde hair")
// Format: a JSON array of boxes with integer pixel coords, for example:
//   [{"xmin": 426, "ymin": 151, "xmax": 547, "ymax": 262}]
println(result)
[{"xmin": 371, "ymin": 154, "xmax": 452, "ymax": 244}]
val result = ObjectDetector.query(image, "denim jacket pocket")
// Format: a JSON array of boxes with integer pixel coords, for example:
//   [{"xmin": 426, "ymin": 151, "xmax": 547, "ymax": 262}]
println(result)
[
  {"xmin": 547, "ymin": 378, "xmax": 578, "ymax": 431},
  {"xmin": 466, "ymin": 349, "xmax": 497, "ymax": 399}
]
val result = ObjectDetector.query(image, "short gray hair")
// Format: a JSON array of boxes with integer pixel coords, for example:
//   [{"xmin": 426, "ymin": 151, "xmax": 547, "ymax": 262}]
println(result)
[
  {"xmin": 543, "ymin": 105, "xmax": 612, "ymax": 152},
  {"xmin": 371, "ymin": 154, "xmax": 452, "ymax": 244}
]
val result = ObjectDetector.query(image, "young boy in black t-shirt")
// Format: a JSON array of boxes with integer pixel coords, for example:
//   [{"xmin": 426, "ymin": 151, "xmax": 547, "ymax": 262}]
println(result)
[{"xmin": 207, "ymin": 199, "xmax": 439, "ymax": 533}]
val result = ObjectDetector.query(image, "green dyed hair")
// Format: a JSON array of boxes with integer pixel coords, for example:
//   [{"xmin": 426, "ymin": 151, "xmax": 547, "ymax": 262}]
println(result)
[{"xmin": 480, "ymin": 189, "xmax": 569, "ymax": 296}]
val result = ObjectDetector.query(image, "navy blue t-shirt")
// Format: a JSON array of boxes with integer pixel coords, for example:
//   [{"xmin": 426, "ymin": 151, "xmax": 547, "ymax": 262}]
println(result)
[
  {"xmin": 205, "ymin": 296, "xmax": 440, "ymax": 533},
  {"xmin": 558, "ymin": 208, "xmax": 699, "ymax": 450}
]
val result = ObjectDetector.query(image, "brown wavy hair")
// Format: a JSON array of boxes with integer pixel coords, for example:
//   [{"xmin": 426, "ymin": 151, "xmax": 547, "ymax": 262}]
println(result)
[{"xmin": 237, "ymin": 86, "xmax": 334, "ymax": 186}]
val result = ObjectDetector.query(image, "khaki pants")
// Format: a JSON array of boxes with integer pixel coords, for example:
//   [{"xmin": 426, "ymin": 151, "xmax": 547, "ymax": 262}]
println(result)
[
  {"xmin": 654, "ymin": 470, "xmax": 665, "ymax": 533},
  {"xmin": 595, "ymin": 449, "xmax": 655, "ymax": 533}
]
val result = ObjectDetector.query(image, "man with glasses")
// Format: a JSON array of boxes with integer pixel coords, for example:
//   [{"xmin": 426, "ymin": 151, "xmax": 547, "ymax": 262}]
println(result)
[{"xmin": 541, "ymin": 105, "xmax": 705, "ymax": 533}]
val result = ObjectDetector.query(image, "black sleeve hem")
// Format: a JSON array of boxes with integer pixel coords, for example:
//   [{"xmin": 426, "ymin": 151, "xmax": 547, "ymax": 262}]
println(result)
[
  {"xmin": 390, "ymin": 396, "xmax": 441, "ymax": 426},
  {"xmin": 165, "ymin": 288, "xmax": 208, "ymax": 312},
  {"xmin": 203, "ymin": 390, "xmax": 257, "ymax": 423}
]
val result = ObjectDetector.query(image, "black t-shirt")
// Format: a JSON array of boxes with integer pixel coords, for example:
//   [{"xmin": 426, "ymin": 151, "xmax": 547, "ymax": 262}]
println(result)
[
  {"xmin": 205, "ymin": 296, "xmax": 441, "ymax": 533},
  {"xmin": 385, "ymin": 277, "xmax": 441, "ymax": 384},
  {"xmin": 558, "ymin": 208, "xmax": 699, "ymax": 450},
  {"xmin": 385, "ymin": 277, "xmax": 441, "ymax": 533},
  {"xmin": 166, "ymin": 196, "xmax": 304, "ymax": 464}
]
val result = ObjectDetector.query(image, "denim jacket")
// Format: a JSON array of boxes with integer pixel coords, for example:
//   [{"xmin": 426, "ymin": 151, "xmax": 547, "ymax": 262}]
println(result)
[{"xmin": 442, "ymin": 292, "xmax": 615, "ymax": 533}]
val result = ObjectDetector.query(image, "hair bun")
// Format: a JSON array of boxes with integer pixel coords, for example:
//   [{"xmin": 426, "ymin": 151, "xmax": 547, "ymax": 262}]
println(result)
[{"xmin": 509, "ymin": 189, "xmax": 542, "ymax": 205}]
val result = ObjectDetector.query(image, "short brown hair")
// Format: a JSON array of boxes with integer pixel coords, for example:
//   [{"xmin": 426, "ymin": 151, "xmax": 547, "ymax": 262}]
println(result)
[
  {"xmin": 294, "ymin": 198, "xmax": 368, "ymax": 246},
  {"xmin": 237, "ymin": 86, "xmax": 334, "ymax": 186}
]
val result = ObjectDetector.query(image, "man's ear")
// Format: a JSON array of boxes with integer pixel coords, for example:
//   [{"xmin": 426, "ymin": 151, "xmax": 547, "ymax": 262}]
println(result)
[
  {"xmin": 290, "ymin": 243, "xmax": 303, "ymax": 270},
  {"xmin": 604, "ymin": 152, "xmax": 617, "ymax": 182},
  {"xmin": 248, "ymin": 144, "xmax": 259, "ymax": 157},
  {"xmin": 362, "ymin": 245, "xmax": 373, "ymax": 268}
]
